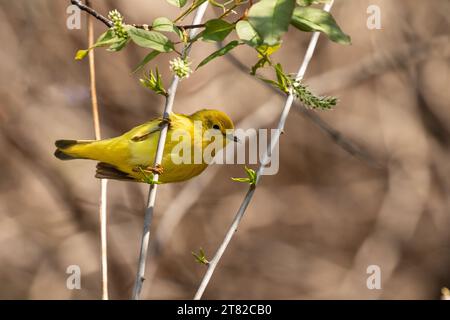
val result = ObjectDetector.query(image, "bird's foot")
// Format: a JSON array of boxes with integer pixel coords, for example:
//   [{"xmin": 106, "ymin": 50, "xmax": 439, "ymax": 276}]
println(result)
[
  {"xmin": 148, "ymin": 164, "xmax": 164, "ymax": 175},
  {"xmin": 133, "ymin": 164, "xmax": 164, "ymax": 175},
  {"xmin": 159, "ymin": 116, "xmax": 171, "ymax": 129},
  {"xmin": 133, "ymin": 164, "xmax": 164, "ymax": 184}
]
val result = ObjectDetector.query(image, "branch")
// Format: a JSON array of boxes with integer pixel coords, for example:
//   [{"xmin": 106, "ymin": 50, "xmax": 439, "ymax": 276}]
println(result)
[
  {"xmin": 178, "ymin": 23, "xmax": 205, "ymax": 29},
  {"xmin": 193, "ymin": 0, "xmax": 336, "ymax": 301},
  {"xmin": 86, "ymin": 0, "xmax": 109, "ymax": 300},
  {"xmin": 132, "ymin": 23, "xmax": 206, "ymax": 30},
  {"xmin": 71, "ymin": 0, "xmax": 113, "ymax": 28},
  {"xmin": 131, "ymin": 1, "xmax": 210, "ymax": 300},
  {"xmin": 71, "ymin": 0, "xmax": 206, "ymax": 31}
]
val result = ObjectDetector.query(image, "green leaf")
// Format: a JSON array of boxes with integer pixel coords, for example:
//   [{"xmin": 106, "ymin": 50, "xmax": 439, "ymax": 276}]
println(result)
[
  {"xmin": 95, "ymin": 29, "xmax": 119, "ymax": 46},
  {"xmin": 245, "ymin": 166, "xmax": 257, "ymax": 182},
  {"xmin": 200, "ymin": 19, "xmax": 235, "ymax": 42},
  {"xmin": 274, "ymin": 63, "xmax": 286, "ymax": 87},
  {"xmin": 152, "ymin": 17, "xmax": 183, "ymax": 38},
  {"xmin": 208, "ymin": 0, "xmax": 226, "ymax": 10},
  {"xmin": 128, "ymin": 27, "xmax": 174, "ymax": 52},
  {"xmin": 107, "ymin": 37, "xmax": 129, "ymax": 52},
  {"xmin": 192, "ymin": 248, "xmax": 209, "ymax": 265},
  {"xmin": 74, "ymin": 29, "xmax": 121, "ymax": 60},
  {"xmin": 231, "ymin": 177, "xmax": 251, "ymax": 182},
  {"xmin": 132, "ymin": 50, "xmax": 161, "ymax": 73},
  {"xmin": 250, "ymin": 55, "xmax": 270, "ymax": 75},
  {"xmin": 152, "ymin": 17, "xmax": 175, "ymax": 32},
  {"xmin": 296, "ymin": 0, "xmax": 313, "ymax": 5},
  {"xmin": 235, "ymin": 20, "xmax": 262, "ymax": 47},
  {"xmin": 256, "ymin": 43, "xmax": 281, "ymax": 57},
  {"xmin": 258, "ymin": 77, "xmax": 280, "ymax": 87},
  {"xmin": 291, "ymin": 7, "xmax": 351, "ymax": 45},
  {"xmin": 75, "ymin": 49, "xmax": 89, "ymax": 60},
  {"xmin": 196, "ymin": 40, "xmax": 241, "ymax": 69},
  {"xmin": 166, "ymin": 0, "xmax": 187, "ymax": 7},
  {"xmin": 258, "ymin": 64, "xmax": 287, "ymax": 89},
  {"xmin": 232, "ymin": 166, "xmax": 257, "ymax": 185},
  {"xmin": 296, "ymin": 0, "xmax": 330, "ymax": 6},
  {"xmin": 248, "ymin": 0, "xmax": 296, "ymax": 46},
  {"xmin": 140, "ymin": 68, "xmax": 168, "ymax": 97}
]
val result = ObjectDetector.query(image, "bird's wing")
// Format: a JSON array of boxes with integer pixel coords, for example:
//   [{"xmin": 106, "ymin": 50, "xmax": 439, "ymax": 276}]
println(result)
[{"xmin": 128, "ymin": 118, "xmax": 164, "ymax": 142}]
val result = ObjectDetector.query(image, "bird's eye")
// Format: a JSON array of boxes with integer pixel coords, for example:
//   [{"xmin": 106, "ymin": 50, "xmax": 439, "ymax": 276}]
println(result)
[{"xmin": 213, "ymin": 124, "xmax": 220, "ymax": 130}]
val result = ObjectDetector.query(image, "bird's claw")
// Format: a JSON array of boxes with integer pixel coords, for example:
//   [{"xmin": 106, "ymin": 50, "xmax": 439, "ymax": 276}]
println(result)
[
  {"xmin": 133, "ymin": 164, "xmax": 164, "ymax": 175},
  {"xmin": 159, "ymin": 117, "xmax": 171, "ymax": 129},
  {"xmin": 149, "ymin": 164, "xmax": 164, "ymax": 175}
]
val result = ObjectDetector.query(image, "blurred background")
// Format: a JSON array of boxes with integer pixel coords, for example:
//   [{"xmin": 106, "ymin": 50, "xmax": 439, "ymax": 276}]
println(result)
[{"xmin": 0, "ymin": 0, "xmax": 449, "ymax": 299}]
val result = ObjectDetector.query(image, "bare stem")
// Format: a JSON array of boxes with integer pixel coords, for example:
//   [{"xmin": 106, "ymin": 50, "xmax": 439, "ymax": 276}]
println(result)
[
  {"xmin": 193, "ymin": 0, "xmax": 335, "ymax": 301},
  {"xmin": 86, "ymin": 0, "xmax": 108, "ymax": 300},
  {"xmin": 71, "ymin": 0, "xmax": 207, "ymax": 31},
  {"xmin": 131, "ymin": 1, "xmax": 210, "ymax": 300},
  {"xmin": 87, "ymin": 13, "xmax": 101, "ymax": 139},
  {"xmin": 72, "ymin": 0, "xmax": 112, "ymax": 28},
  {"xmin": 178, "ymin": 23, "xmax": 205, "ymax": 29}
]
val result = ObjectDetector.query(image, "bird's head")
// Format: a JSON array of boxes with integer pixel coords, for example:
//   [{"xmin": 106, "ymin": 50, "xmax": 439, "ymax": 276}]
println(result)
[{"xmin": 190, "ymin": 109, "xmax": 237, "ymax": 145}]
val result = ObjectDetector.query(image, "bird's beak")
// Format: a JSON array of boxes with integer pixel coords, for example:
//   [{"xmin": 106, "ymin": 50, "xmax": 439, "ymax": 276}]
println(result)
[{"xmin": 225, "ymin": 132, "xmax": 240, "ymax": 143}]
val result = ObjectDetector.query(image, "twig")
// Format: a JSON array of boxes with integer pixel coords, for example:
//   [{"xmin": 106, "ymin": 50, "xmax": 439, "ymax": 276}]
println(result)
[
  {"xmin": 87, "ymin": 5, "xmax": 101, "ymax": 140},
  {"xmin": 178, "ymin": 23, "xmax": 205, "ymax": 29},
  {"xmin": 193, "ymin": 0, "xmax": 335, "ymax": 300},
  {"xmin": 131, "ymin": 1, "xmax": 210, "ymax": 300},
  {"xmin": 86, "ymin": 0, "xmax": 109, "ymax": 300},
  {"xmin": 70, "ymin": 0, "xmax": 206, "ymax": 31},
  {"xmin": 133, "ymin": 23, "xmax": 206, "ymax": 30},
  {"xmin": 72, "ymin": 0, "xmax": 112, "ymax": 28}
]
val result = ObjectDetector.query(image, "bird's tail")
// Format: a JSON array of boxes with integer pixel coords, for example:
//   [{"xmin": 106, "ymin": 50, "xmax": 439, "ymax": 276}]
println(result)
[{"xmin": 54, "ymin": 139, "xmax": 100, "ymax": 161}]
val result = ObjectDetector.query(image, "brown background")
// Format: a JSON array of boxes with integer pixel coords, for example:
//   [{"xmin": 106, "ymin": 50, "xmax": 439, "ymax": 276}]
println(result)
[{"xmin": 0, "ymin": 0, "xmax": 449, "ymax": 299}]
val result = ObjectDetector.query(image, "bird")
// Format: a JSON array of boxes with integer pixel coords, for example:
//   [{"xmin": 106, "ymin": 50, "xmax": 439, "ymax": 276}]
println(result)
[{"xmin": 54, "ymin": 109, "xmax": 236, "ymax": 183}]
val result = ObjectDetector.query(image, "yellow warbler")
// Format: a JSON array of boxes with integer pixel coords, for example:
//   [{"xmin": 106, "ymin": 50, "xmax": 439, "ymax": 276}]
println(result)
[{"xmin": 54, "ymin": 109, "xmax": 235, "ymax": 183}]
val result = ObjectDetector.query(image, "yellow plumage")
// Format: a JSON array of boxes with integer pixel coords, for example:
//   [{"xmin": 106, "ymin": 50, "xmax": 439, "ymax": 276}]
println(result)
[{"xmin": 54, "ymin": 109, "xmax": 235, "ymax": 183}]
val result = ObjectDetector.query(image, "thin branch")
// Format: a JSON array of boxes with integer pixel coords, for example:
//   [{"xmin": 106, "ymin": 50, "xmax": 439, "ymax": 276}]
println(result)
[
  {"xmin": 178, "ymin": 23, "xmax": 205, "ymax": 29},
  {"xmin": 98, "ymin": 178, "xmax": 109, "ymax": 299},
  {"xmin": 71, "ymin": 0, "xmax": 206, "ymax": 31},
  {"xmin": 131, "ymin": 1, "xmax": 210, "ymax": 300},
  {"xmin": 86, "ymin": 0, "xmax": 108, "ymax": 300},
  {"xmin": 72, "ymin": 0, "xmax": 112, "ymax": 28},
  {"xmin": 193, "ymin": 0, "xmax": 335, "ymax": 301},
  {"xmin": 87, "ymin": 4, "xmax": 101, "ymax": 140},
  {"xmin": 132, "ymin": 23, "xmax": 206, "ymax": 30}
]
